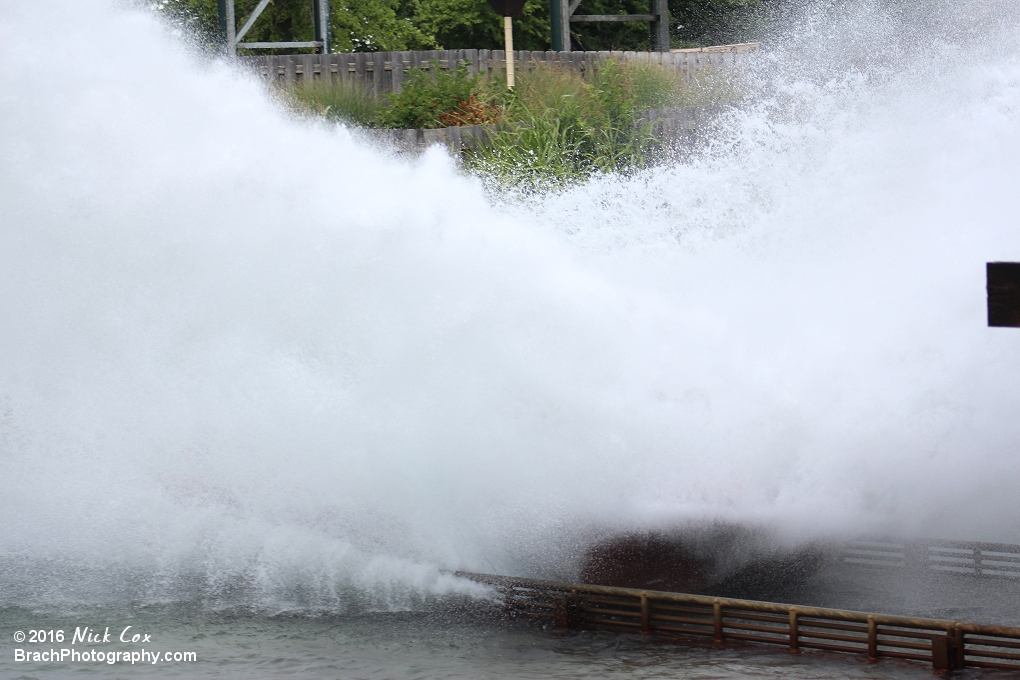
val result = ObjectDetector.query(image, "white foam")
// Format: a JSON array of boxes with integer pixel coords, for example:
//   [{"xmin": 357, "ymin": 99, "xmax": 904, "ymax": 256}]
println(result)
[{"xmin": 2, "ymin": 0, "xmax": 1020, "ymax": 611}]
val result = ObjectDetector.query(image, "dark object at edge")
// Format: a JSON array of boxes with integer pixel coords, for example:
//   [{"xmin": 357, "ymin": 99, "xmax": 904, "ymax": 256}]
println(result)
[
  {"xmin": 488, "ymin": 0, "xmax": 527, "ymax": 16},
  {"xmin": 988, "ymin": 262, "xmax": 1020, "ymax": 327}
]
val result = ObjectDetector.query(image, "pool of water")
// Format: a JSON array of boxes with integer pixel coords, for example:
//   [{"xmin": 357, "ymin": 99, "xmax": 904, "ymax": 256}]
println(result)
[{"xmin": 1, "ymin": 601, "xmax": 1003, "ymax": 680}]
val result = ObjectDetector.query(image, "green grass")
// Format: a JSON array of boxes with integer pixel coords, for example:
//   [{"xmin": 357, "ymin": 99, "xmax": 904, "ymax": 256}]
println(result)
[
  {"xmin": 467, "ymin": 61, "xmax": 681, "ymax": 190},
  {"xmin": 288, "ymin": 77, "xmax": 380, "ymax": 126}
]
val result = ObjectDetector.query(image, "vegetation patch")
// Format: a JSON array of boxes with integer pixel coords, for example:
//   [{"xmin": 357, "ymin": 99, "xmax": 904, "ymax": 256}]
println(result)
[{"xmin": 286, "ymin": 59, "xmax": 738, "ymax": 190}]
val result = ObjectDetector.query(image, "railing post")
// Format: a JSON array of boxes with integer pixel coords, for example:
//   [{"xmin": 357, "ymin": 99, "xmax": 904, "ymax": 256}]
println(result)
[
  {"xmin": 867, "ymin": 616, "xmax": 878, "ymax": 660},
  {"xmin": 640, "ymin": 595, "xmax": 651, "ymax": 634},
  {"xmin": 713, "ymin": 601, "xmax": 724, "ymax": 643},
  {"xmin": 932, "ymin": 627, "xmax": 965, "ymax": 671},
  {"xmin": 788, "ymin": 610, "xmax": 799, "ymax": 653},
  {"xmin": 554, "ymin": 595, "xmax": 579, "ymax": 629},
  {"xmin": 932, "ymin": 635, "xmax": 950, "ymax": 670},
  {"xmin": 951, "ymin": 625, "xmax": 966, "ymax": 670}
]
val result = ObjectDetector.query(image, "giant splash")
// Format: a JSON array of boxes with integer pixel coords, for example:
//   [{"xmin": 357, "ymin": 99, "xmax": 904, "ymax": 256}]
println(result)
[{"xmin": 2, "ymin": 0, "xmax": 1020, "ymax": 613}]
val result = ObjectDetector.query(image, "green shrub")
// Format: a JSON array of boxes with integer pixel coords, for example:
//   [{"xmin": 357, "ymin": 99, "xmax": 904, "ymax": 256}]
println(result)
[{"xmin": 376, "ymin": 62, "xmax": 482, "ymax": 129}]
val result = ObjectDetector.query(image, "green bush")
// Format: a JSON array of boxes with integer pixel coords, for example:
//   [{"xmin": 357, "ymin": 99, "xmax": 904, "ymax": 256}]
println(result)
[{"xmin": 376, "ymin": 62, "xmax": 481, "ymax": 129}]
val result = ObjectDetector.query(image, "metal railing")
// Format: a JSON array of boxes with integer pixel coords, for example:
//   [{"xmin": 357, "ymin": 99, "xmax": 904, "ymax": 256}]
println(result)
[{"xmin": 458, "ymin": 571, "xmax": 1020, "ymax": 671}]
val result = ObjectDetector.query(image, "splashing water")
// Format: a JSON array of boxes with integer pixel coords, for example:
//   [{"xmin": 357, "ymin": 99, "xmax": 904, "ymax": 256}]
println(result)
[{"xmin": 2, "ymin": 0, "xmax": 1020, "ymax": 613}]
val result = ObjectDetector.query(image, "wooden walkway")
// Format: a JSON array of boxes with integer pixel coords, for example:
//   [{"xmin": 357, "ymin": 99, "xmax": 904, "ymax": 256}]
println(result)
[{"xmin": 459, "ymin": 571, "xmax": 1020, "ymax": 672}]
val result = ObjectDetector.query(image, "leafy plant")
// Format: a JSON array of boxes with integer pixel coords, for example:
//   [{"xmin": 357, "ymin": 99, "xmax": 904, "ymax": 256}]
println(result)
[
  {"xmin": 438, "ymin": 94, "xmax": 503, "ymax": 126},
  {"xmin": 376, "ymin": 62, "xmax": 485, "ymax": 129}
]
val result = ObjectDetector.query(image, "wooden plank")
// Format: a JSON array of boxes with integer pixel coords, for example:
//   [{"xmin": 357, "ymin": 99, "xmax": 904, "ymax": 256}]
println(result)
[
  {"xmin": 334, "ymin": 53, "xmax": 346, "ymax": 82},
  {"xmin": 460, "ymin": 124, "xmax": 476, "ymax": 153},
  {"xmin": 494, "ymin": 49, "xmax": 505, "ymax": 80},
  {"xmin": 369, "ymin": 55, "xmax": 381, "ymax": 97},
  {"xmin": 364, "ymin": 54, "xmax": 373, "ymax": 93},
  {"xmin": 283, "ymin": 55, "xmax": 297, "ymax": 85},
  {"xmin": 407, "ymin": 128, "xmax": 421, "ymax": 152},
  {"xmin": 650, "ymin": 613, "xmax": 713, "ymax": 627},
  {"xmin": 392, "ymin": 52, "xmax": 405, "ymax": 94},
  {"xmin": 354, "ymin": 52, "xmax": 366, "ymax": 86},
  {"xmin": 448, "ymin": 125, "xmax": 462, "ymax": 154},
  {"xmin": 321, "ymin": 53, "xmax": 333, "ymax": 84},
  {"xmin": 264, "ymin": 55, "xmax": 277, "ymax": 83},
  {"xmin": 653, "ymin": 625, "xmax": 717, "ymax": 638},
  {"xmin": 422, "ymin": 127, "xmax": 442, "ymax": 148},
  {"xmin": 300, "ymin": 54, "xmax": 314, "ymax": 83},
  {"xmin": 380, "ymin": 53, "xmax": 392, "ymax": 94}
]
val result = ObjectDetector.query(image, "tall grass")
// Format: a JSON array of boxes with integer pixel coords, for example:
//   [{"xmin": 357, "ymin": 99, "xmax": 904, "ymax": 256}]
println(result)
[
  {"xmin": 468, "ymin": 61, "xmax": 682, "ymax": 189},
  {"xmin": 288, "ymin": 78, "xmax": 380, "ymax": 126}
]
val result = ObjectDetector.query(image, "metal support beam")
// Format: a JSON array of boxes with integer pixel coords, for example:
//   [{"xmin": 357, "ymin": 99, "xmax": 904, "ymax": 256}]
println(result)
[
  {"xmin": 225, "ymin": 0, "xmax": 236, "ymax": 55},
  {"xmin": 223, "ymin": 0, "xmax": 327, "ymax": 55},
  {"xmin": 217, "ymin": 0, "xmax": 228, "ymax": 50},
  {"xmin": 237, "ymin": 41, "xmax": 320, "ymax": 49},
  {"xmin": 313, "ymin": 0, "xmax": 330, "ymax": 54},
  {"xmin": 564, "ymin": 0, "xmax": 670, "ymax": 52},
  {"xmin": 653, "ymin": 0, "xmax": 669, "ymax": 51},
  {"xmin": 549, "ymin": 0, "xmax": 570, "ymax": 51},
  {"xmin": 235, "ymin": 0, "xmax": 272, "ymax": 43},
  {"xmin": 571, "ymin": 14, "xmax": 655, "ymax": 21}
]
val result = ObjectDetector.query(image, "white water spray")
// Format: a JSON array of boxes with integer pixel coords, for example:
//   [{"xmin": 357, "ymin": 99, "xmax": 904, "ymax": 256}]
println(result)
[{"xmin": 2, "ymin": 0, "xmax": 1020, "ymax": 612}]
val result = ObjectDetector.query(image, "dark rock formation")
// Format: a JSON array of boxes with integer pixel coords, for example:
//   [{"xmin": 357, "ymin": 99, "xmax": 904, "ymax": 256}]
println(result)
[{"xmin": 581, "ymin": 524, "xmax": 825, "ymax": 600}]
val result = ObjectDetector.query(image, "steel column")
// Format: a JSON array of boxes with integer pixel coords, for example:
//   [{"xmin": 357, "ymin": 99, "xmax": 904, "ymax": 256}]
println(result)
[
  {"xmin": 653, "ymin": 0, "xmax": 669, "ymax": 51},
  {"xmin": 549, "ymin": 0, "xmax": 570, "ymax": 51}
]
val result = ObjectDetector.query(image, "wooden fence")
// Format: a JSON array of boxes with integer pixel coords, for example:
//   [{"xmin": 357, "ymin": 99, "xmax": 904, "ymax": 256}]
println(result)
[
  {"xmin": 358, "ymin": 122, "xmax": 503, "ymax": 154},
  {"xmin": 241, "ymin": 45, "xmax": 758, "ymax": 94},
  {"xmin": 355, "ymin": 104, "xmax": 729, "ymax": 155},
  {"xmin": 459, "ymin": 571, "xmax": 1020, "ymax": 671},
  {"xmin": 843, "ymin": 539, "xmax": 1020, "ymax": 579}
]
